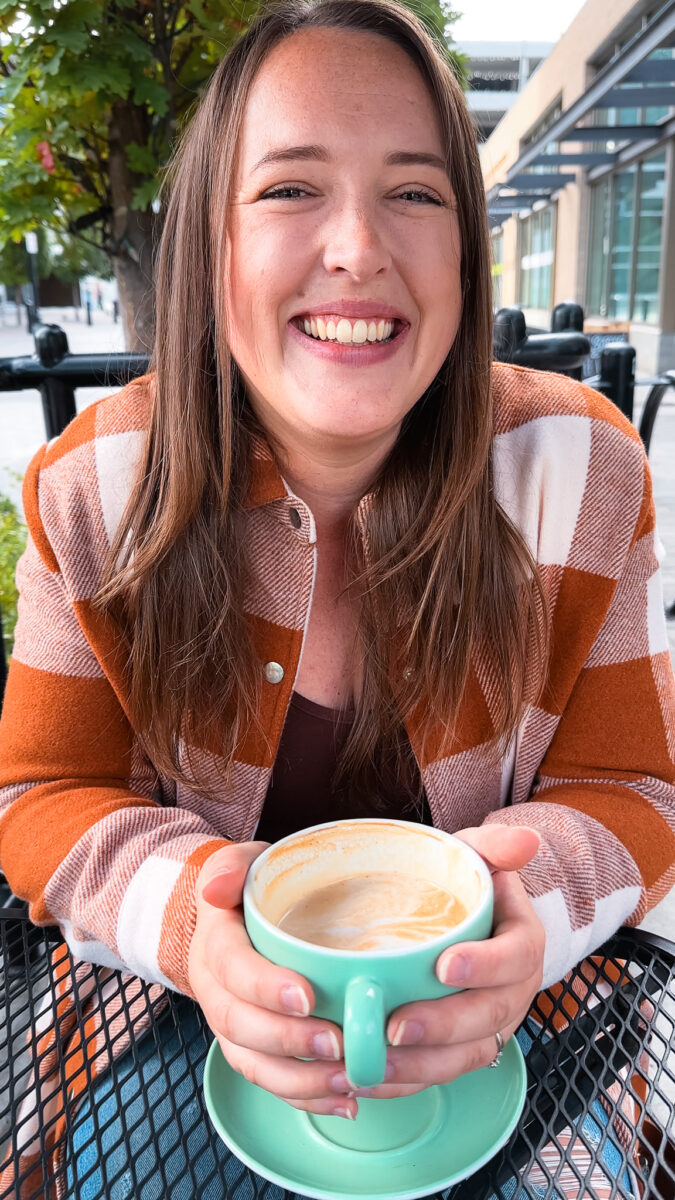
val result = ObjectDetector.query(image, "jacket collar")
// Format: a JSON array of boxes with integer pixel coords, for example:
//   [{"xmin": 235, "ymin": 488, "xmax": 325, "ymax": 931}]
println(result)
[{"xmin": 243, "ymin": 431, "xmax": 375, "ymax": 529}]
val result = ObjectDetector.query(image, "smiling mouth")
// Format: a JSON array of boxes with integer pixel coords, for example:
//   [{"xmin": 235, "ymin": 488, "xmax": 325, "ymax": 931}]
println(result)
[{"xmin": 292, "ymin": 315, "xmax": 404, "ymax": 345}]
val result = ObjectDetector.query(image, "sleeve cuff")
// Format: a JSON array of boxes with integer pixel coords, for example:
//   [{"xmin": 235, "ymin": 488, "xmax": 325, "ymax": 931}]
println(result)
[{"xmin": 157, "ymin": 838, "xmax": 231, "ymax": 996}]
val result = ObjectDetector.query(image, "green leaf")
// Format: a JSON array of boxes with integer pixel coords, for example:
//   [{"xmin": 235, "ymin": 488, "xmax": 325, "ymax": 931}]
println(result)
[
  {"xmin": 125, "ymin": 140, "xmax": 159, "ymax": 175},
  {"xmin": 42, "ymin": 46, "xmax": 66, "ymax": 75},
  {"xmin": 132, "ymin": 74, "xmax": 170, "ymax": 116},
  {"xmin": 56, "ymin": 56, "xmax": 132, "ymax": 98},
  {"xmin": 0, "ymin": 64, "xmax": 31, "ymax": 104},
  {"xmin": 130, "ymin": 175, "xmax": 160, "ymax": 211}
]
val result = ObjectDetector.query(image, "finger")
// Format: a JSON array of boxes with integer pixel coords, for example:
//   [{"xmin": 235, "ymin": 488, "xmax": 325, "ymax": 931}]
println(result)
[
  {"xmin": 205, "ymin": 991, "xmax": 343, "ymax": 1061},
  {"xmin": 198, "ymin": 841, "xmax": 269, "ymax": 910},
  {"xmin": 352, "ymin": 1082, "xmax": 428, "ymax": 1100},
  {"xmin": 388, "ymin": 981, "xmax": 527, "ymax": 1049},
  {"xmin": 218, "ymin": 1036, "xmax": 354, "ymax": 1101},
  {"xmin": 435, "ymin": 873, "xmax": 544, "ymax": 989},
  {"xmin": 385, "ymin": 1034, "xmax": 514, "ymax": 1088},
  {"xmin": 281, "ymin": 1095, "xmax": 359, "ymax": 1119},
  {"xmin": 454, "ymin": 825, "xmax": 541, "ymax": 873},
  {"xmin": 204, "ymin": 908, "xmax": 317, "ymax": 1016}
]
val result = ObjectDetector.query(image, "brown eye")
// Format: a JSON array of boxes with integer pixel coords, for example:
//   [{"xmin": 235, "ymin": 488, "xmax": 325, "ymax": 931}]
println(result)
[
  {"xmin": 260, "ymin": 186, "xmax": 311, "ymax": 200},
  {"xmin": 395, "ymin": 189, "xmax": 444, "ymax": 206}
]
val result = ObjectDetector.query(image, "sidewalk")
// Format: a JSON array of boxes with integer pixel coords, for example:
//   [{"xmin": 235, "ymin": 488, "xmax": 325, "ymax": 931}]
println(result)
[{"xmin": 1, "ymin": 313, "xmax": 675, "ymax": 941}]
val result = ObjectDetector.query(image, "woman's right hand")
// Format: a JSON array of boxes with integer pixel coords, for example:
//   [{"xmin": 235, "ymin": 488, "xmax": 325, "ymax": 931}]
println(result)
[{"xmin": 188, "ymin": 842, "xmax": 358, "ymax": 1118}]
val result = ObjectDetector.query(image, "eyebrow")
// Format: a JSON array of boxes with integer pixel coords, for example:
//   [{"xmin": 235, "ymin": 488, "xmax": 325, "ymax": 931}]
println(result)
[{"xmin": 250, "ymin": 144, "xmax": 448, "ymax": 174}]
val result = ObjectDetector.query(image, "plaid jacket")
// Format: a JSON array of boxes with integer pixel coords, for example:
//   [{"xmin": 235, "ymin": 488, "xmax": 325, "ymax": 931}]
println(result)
[{"xmin": 1, "ymin": 363, "xmax": 673, "ymax": 995}]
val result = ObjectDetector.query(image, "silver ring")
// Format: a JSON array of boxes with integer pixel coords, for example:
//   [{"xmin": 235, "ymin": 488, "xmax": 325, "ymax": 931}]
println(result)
[{"xmin": 488, "ymin": 1030, "xmax": 504, "ymax": 1069}]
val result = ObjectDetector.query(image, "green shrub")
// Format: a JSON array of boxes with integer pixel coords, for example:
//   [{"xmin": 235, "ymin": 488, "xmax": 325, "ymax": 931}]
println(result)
[{"xmin": 0, "ymin": 490, "xmax": 27, "ymax": 658}]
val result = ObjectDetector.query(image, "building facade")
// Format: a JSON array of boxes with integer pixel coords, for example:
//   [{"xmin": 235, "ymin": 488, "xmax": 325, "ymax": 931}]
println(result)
[{"xmin": 481, "ymin": 0, "xmax": 675, "ymax": 373}]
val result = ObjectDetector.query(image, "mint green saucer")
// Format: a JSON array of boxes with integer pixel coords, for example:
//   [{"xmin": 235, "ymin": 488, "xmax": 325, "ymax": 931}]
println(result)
[{"xmin": 204, "ymin": 1037, "xmax": 527, "ymax": 1199}]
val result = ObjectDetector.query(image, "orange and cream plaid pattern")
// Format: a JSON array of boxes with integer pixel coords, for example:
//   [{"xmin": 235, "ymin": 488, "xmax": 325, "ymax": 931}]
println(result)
[{"xmin": 0, "ymin": 363, "xmax": 673, "ymax": 1000}]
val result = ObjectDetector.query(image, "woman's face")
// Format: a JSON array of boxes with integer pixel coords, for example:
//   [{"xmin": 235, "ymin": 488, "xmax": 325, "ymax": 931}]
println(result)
[{"xmin": 226, "ymin": 27, "xmax": 462, "ymax": 455}]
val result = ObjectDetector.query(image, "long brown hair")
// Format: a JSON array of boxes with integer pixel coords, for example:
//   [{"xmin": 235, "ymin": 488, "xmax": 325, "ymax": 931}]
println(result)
[{"xmin": 98, "ymin": 0, "xmax": 547, "ymax": 798}]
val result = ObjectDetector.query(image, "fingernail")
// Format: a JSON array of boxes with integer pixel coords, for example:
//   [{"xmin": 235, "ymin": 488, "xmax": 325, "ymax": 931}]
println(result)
[
  {"xmin": 311, "ymin": 1031, "xmax": 341, "ymax": 1060},
  {"xmin": 390, "ymin": 1019, "xmax": 424, "ymax": 1046},
  {"xmin": 280, "ymin": 985, "xmax": 310, "ymax": 1015},
  {"xmin": 440, "ymin": 954, "xmax": 469, "ymax": 986},
  {"xmin": 355, "ymin": 1063, "xmax": 395, "ymax": 1096},
  {"xmin": 330, "ymin": 1071, "xmax": 350, "ymax": 1093},
  {"xmin": 332, "ymin": 1105, "xmax": 356, "ymax": 1120}
]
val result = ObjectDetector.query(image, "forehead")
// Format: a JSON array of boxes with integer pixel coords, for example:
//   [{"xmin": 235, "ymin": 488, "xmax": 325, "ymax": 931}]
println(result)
[{"xmin": 238, "ymin": 27, "xmax": 443, "ymax": 162}]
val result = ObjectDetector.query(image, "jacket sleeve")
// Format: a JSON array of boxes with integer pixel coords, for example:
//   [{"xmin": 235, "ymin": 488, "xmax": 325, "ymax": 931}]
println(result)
[
  {"xmin": 0, "ymin": 447, "xmax": 230, "ymax": 995},
  {"xmin": 486, "ymin": 448, "xmax": 675, "ymax": 989}
]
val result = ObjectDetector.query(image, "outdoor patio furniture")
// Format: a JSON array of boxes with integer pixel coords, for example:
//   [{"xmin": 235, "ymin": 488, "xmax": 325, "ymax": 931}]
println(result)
[{"xmin": 1, "ymin": 913, "xmax": 673, "ymax": 1199}]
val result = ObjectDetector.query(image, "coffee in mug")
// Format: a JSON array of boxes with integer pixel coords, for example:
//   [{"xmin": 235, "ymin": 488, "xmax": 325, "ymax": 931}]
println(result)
[
  {"xmin": 251, "ymin": 819, "xmax": 486, "ymax": 955},
  {"xmin": 277, "ymin": 871, "xmax": 468, "ymax": 950}
]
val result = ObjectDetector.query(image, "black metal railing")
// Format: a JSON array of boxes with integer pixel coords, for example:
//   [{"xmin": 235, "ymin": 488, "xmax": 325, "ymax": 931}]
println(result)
[{"xmin": 0, "ymin": 322, "xmax": 149, "ymax": 441}]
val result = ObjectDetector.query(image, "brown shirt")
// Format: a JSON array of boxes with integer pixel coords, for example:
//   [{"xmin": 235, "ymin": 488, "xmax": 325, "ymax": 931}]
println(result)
[{"xmin": 255, "ymin": 691, "xmax": 433, "ymax": 844}]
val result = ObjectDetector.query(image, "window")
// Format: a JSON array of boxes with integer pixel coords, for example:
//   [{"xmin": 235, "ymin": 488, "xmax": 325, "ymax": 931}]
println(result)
[
  {"xmin": 518, "ymin": 208, "xmax": 554, "ymax": 311},
  {"xmin": 491, "ymin": 230, "xmax": 504, "ymax": 309},
  {"xmin": 634, "ymin": 151, "xmax": 667, "ymax": 322},
  {"xmin": 609, "ymin": 167, "xmax": 637, "ymax": 321},
  {"xmin": 587, "ymin": 179, "xmax": 610, "ymax": 317},
  {"xmin": 586, "ymin": 151, "xmax": 666, "ymax": 324}
]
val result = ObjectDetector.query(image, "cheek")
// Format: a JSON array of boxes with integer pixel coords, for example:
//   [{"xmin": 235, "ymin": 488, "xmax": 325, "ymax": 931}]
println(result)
[{"xmin": 227, "ymin": 219, "xmax": 315, "ymax": 356}]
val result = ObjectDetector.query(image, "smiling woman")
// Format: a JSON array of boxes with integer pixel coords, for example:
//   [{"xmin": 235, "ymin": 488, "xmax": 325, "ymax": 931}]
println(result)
[{"xmin": 0, "ymin": 0, "xmax": 674, "ymax": 1195}]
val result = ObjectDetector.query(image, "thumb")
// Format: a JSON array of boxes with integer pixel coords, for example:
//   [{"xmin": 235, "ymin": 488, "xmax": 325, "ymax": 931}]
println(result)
[
  {"xmin": 454, "ymin": 825, "xmax": 541, "ymax": 873},
  {"xmin": 197, "ymin": 841, "xmax": 269, "ymax": 911}
]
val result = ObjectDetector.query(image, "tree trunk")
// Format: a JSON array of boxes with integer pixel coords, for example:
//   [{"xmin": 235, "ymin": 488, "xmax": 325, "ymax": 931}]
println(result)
[{"xmin": 106, "ymin": 99, "xmax": 161, "ymax": 353}]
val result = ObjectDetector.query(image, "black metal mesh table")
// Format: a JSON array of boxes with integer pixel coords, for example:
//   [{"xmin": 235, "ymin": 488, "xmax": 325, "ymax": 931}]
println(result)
[{"xmin": 1, "ymin": 914, "xmax": 674, "ymax": 1200}]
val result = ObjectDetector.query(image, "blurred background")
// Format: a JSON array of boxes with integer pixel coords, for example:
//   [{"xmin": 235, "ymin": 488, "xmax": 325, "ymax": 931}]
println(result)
[{"xmin": 1, "ymin": 0, "xmax": 674, "ymax": 658}]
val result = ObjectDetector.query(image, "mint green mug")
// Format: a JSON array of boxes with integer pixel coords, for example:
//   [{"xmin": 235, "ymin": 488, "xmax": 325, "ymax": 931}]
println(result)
[{"xmin": 243, "ymin": 818, "xmax": 494, "ymax": 1093}]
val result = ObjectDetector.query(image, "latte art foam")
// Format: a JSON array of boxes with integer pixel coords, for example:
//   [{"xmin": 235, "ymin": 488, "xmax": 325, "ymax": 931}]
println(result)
[{"xmin": 277, "ymin": 871, "xmax": 468, "ymax": 951}]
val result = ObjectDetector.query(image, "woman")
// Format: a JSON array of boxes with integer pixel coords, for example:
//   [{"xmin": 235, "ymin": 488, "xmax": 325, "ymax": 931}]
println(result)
[{"xmin": 0, "ymin": 0, "xmax": 673, "ymax": 1158}]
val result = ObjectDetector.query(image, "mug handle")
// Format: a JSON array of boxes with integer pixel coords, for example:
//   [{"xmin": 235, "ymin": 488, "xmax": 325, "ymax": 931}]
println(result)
[{"xmin": 344, "ymin": 977, "xmax": 387, "ymax": 1088}]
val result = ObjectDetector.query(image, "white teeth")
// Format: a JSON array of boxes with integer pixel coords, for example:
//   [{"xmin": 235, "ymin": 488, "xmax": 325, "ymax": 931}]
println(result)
[{"xmin": 298, "ymin": 316, "xmax": 397, "ymax": 344}]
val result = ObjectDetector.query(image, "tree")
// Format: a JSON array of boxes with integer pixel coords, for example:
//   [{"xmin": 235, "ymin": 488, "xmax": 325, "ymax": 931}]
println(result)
[
  {"xmin": 0, "ymin": 1, "xmax": 464, "ymax": 351},
  {"xmin": 0, "ymin": 226, "xmax": 112, "ymax": 286},
  {"xmin": 0, "ymin": 224, "xmax": 50, "ymax": 309}
]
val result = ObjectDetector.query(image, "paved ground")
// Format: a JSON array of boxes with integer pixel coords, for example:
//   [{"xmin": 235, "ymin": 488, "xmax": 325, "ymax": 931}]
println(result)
[{"xmin": 1, "ymin": 309, "xmax": 674, "ymax": 940}]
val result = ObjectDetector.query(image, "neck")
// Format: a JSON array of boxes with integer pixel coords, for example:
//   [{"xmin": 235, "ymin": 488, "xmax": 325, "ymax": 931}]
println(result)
[{"xmin": 266, "ymin": 427, "xmax": 398, "ymax": 539}]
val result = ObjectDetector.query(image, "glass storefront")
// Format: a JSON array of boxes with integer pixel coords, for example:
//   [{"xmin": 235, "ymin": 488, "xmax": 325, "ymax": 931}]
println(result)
[
  {"xmin": 586, "ymin": 150, "xmax": 666, "ymax": 324},
  {"xmin": 518, "ymin": 207, "xmax": 554, "ymax": 311}
]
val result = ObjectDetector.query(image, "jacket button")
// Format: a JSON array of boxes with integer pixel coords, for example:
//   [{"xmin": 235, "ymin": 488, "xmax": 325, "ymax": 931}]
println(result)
[
  {"xmin": 289, "ymin": 507, "xmax": 302, "ymax": 529},
  {"xmin": 264, "ymin": 661, "xmax": 285, "ymax": 684}
]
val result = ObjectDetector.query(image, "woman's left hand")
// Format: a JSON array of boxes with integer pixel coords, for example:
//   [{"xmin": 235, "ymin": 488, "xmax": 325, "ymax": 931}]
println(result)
[{"xmin": 350, "ymin": 825, "xmax": 545, "ymax": 1099}]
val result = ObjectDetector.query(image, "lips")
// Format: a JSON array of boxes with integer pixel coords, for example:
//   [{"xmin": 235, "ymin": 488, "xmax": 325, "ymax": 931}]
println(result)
[{"xmin": 290, "ymin": 299, "xmax": 408, "ymax": 322}]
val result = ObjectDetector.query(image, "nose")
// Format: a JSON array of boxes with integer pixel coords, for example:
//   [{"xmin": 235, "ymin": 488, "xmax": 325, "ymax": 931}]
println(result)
[{"xmin": 322, "ymin": 200, "xmax": 391, "ymax": 281}]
